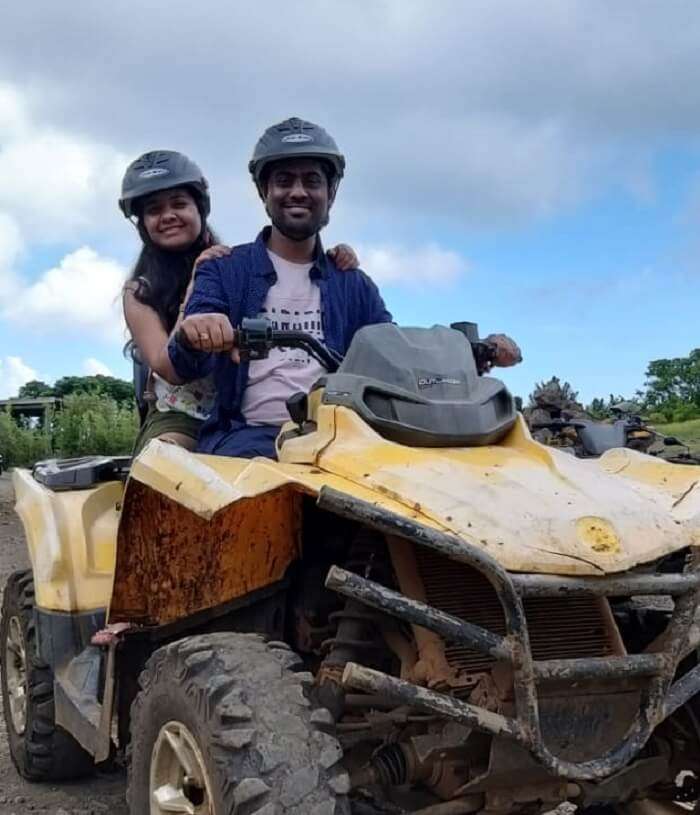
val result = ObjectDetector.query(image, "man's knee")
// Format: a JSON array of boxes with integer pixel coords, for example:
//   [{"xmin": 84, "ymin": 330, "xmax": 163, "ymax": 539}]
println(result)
[
  {"xmin": 206, "ymin": 425, "xmax": 280, "ymax": 459},
  {"xmin": 157, "ymin": 431, "xmax": 198, "ymax": 451}
]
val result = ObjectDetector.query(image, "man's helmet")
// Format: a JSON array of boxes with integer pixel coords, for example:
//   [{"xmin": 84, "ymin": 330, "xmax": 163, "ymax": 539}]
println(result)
[
  {"xmin": 249, "ymin": 117, "xmax": 345, "ymax": 192},
  {"xmin": 119, "ymin": 150, "xmax": 210, "ymax": 219}
]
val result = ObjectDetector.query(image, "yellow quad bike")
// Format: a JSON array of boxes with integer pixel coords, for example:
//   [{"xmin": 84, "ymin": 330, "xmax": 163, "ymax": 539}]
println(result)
[{"xmin": 3, "ymin": 320, "xmax": 700, "ymax": 815}]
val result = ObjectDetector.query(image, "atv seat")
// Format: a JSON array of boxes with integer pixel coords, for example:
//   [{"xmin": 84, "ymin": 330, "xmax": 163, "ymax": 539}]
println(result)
[{"xmin": 577, "ymin": 420, "xmax": 627, "ymax": 456}]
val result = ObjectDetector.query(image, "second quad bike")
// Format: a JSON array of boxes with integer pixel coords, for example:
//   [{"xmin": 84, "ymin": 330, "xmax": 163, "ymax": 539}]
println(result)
[
  {"xmin": 2, "ymin": 320, "xmax": 700, "ymax": 815},
  {"xmin": 530, "ymin": 407, "xmax": 700, "ymax": 464}
]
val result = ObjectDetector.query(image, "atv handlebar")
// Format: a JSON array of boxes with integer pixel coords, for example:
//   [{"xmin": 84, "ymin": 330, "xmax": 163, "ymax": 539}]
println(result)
[
  {"xmin": 238, "ymin": 319, "xmax": 498, "ymax": 376},
  {"xmin": 177, "ymin": 317, "xmax": 499, "ymax": 375},
  {"xmin": 470, "ymin": 340, "xmax": 499, "ymax": 375},
  {"xmin": 236, "ymin": 318, "xmax": 344, "ymax": 372}
]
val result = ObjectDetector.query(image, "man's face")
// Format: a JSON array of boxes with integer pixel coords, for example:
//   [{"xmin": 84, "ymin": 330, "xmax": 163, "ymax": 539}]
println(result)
[{"xmin": 263, "ymin": 158, "xmax": 333, "ymax": 241}]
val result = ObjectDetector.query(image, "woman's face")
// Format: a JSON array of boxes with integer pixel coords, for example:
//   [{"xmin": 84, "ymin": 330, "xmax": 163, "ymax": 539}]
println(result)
[{"xmin": 141, "ymin": 187, "xmax": 202, "ymax": 251}]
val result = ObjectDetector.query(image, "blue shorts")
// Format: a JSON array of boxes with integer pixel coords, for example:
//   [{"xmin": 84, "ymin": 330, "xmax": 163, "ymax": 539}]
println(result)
[{"xmin": 197, "ymin": 422, "xmax": 281, "ymax": 459}]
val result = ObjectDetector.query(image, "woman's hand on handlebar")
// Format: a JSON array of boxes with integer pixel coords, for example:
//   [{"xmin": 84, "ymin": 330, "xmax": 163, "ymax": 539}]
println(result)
[
  {"xmin": 177, "ymin": 313, "xmax": 238, "ymax": 358},
  {"xmin": 485, "ymin": 334, "xmax": 522, "ymax": 368}
]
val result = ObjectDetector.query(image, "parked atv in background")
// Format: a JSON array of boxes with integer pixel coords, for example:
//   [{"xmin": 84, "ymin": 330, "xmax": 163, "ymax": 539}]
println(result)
[
  {"xmin": 2, "ymin": 320, "xmax": 700, "ymax": 815},
  {"xmin": 526, "ymin": 390, "xmax": 700, "ymax": 463}
]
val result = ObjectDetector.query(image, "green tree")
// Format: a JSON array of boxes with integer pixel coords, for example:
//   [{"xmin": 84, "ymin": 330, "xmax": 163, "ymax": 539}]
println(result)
[
  {"xmin": 52, "ymin": 375, "xmax": 134, "ymax": 405},
  {"xmin": 641, "ymin": 349, "xmax": 700, "ymax": 420},
  {"xmin": 17, "ymin": 380, "xmax": 55, "ymax": 398},
  {"xmin": 643, "ymin": 349, "xmax": 700, "ymax": 407},
  {"xmin": 586, "ymin": 397, "xmax": 608, "ymax": 419}
]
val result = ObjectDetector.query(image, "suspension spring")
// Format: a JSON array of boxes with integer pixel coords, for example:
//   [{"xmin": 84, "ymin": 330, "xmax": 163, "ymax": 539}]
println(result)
[
  {"xmin": 322, "ymin": 530, "xmax": 393, "ymax": 667},
  {"xmin": 371, "ymin": 743, "xmax": 409, "ymax": 786}
]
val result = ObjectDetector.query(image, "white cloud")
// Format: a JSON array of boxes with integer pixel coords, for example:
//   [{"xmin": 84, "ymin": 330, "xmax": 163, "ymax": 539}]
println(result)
[
  {"xmin": 0, "ymin": 81, "xmax": 131, "ymax": 352},
  {"xmin": 0, "ymin": 356, "xmax": 38, "ymax": 399},
  {"xmin": 0, "ymin": 84, "xmax": 27, "ymax": 134},
  {"xmin": 0, "ymin": 80, "xmax": 128, "ymax": 243},
  {"xmin": 2, "ymin": 247, "xmax": 127, "ymax": 344},
  {"xmin": 2, "ymin": 2, "xmax": 698, "ymax": 230},
  {"xmin": 0, "ymin": 213, "xmax": 23, "ymax": 304},
  {"xmin": 83, "ymin": 357, "xmax": 113, "ymax": 376},
  {"xmin": 360, "ymin": 243, "xmax": 469, "ymax": 286}
]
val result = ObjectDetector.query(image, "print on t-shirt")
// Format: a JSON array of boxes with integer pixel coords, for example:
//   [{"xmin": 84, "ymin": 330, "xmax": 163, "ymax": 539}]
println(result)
[
  {"xmin": 260, "ymin": 305, "xmax": 323, "ymax": 369},
  {"xmin": 242, "ymin": 250, "xmax": 326, "ymax": 425}
]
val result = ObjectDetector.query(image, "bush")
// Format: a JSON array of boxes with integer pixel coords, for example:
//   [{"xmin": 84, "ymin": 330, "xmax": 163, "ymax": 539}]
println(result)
[
  {"xmin": 0, "ymin": 394, "xmax": 139, "ymax": 469},
  {"xmin": 0, "ymin": 412, "xmax": 52, "ymax": 468},
  {"xmin": 671, "ymin": 403, "xmax": 700, "ymax": 423},
  {"xmin": 646, "ymin": 412, "xmax": 668, "ymax": 425},
  {"xmin": 53, "ymin": 393, "xmax": 138, "ymax": 458}
]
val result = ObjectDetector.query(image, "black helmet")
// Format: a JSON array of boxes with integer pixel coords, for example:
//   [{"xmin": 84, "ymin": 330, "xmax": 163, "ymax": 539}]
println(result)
[
  {"xmin": 249, "ymin": 117, "xmax": 346, "ymax": 191},
  {"xmin": 119, "ymin": 150, "xmax": 210, "ymax": 218}
]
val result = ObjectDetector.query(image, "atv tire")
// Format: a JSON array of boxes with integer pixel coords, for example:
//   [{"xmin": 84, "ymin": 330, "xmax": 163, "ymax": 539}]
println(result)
[
  {"xmin": 0, "ymin": 569, "xmax": 94, "ymax": 780},
  {"xmin": 127, "ymin": 632, "xmax": 349, "ymax": 815}
]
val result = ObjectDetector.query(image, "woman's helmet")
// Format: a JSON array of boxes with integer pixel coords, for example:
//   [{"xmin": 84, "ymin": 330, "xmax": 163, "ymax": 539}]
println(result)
[
  {"xmin": 119, "ymin": 150, "xmax": 210, "ymax": 218},
  {"xmin": 248, "ymin": 117, "xmax": 345, "ymax": 194}
]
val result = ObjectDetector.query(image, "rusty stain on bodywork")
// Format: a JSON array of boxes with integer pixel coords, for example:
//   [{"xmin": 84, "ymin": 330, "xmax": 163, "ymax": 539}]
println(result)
[
  {"xmin": 575, "ymin": 517, "xmax": 621, "ymax": 555},
  {"xmin": 108, "ymin": 480, "xmax": 301, "ymax": 625}
]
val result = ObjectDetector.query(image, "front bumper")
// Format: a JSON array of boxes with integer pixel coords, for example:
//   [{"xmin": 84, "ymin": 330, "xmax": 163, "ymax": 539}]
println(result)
[{"xmin": 319, "ymin": 487, "xmax": 700, "ymax": 782}]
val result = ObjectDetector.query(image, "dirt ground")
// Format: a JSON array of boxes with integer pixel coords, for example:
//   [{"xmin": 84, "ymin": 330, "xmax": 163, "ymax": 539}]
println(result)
[{"xmin": 0, "ymin": 473, "xmax": 128, "ymax": 815}]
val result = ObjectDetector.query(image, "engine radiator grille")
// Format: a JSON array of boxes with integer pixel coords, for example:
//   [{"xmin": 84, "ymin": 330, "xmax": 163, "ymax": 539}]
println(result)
[{"xmin": 414, "ymin": 547, "xmax": 617, "ymax": 674}]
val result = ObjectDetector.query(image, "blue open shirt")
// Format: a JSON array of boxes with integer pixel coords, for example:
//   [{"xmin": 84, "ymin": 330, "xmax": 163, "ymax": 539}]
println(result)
[{"xmin": 168, "ymin": 227, "xmax": 393, "ymax": 453}]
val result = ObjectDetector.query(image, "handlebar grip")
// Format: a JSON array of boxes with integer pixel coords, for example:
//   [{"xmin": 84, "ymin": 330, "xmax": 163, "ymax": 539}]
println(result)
[{"xmin": 471, "ymin": 340, "xmax": 498, "ymax": 375}]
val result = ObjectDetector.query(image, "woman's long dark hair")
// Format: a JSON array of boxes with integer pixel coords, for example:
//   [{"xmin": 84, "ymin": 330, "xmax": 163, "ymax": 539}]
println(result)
[{"xmin": 125, "ymin": 190, "xmax": 219, "ymax": 338}]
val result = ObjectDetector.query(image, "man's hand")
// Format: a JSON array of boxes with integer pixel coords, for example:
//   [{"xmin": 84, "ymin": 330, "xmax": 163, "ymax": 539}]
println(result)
[
  {"xmin": 485, "ymin": 333, "xmax": 522, "ymax": 368},
  {"xmin": 194, "ymin": 244, "xmax": 232, "ymax": 267},
  {"xmin": 177, "ymin": 313, "xmax": 237, "ymax": 356},
  {"xmin": 327, "ymin": 243, "xmax": 359, "ymax": 270}
]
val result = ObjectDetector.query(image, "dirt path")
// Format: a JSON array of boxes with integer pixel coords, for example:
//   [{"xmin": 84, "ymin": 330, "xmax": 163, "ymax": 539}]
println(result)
[{"xmin": 0, "ymin": 473, "xmax": 128, "ymax": 815}]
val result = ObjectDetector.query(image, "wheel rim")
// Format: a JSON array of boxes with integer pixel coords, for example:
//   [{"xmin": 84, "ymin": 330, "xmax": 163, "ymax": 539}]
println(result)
[
  {"xmin": 150, "ymin": 720, "xmax": 214, "ymax": 814},
  {"xmin": 4, "ymin": 615, "xmax": 27, "ymax": 735}
]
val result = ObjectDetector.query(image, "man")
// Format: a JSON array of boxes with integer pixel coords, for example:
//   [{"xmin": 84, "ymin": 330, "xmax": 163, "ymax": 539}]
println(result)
[
  {"xmin": 168, "ymin": 117, "xmax": 392, "ymax": 458},
  {"xmin": 168, "ymin": 116, "xmax": 520, "ymax": 459}
]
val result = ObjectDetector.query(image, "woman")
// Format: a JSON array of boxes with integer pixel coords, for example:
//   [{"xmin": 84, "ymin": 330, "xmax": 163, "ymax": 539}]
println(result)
[{"xmin": 120, "ymin": 150, "xmax": 358, "ymax": 455}]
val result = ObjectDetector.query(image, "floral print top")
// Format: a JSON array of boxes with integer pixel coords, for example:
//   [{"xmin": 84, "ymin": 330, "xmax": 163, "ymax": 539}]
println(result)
[{"xmin": 153, "ymin": 373, "xmax": 216, "ymax": 421}]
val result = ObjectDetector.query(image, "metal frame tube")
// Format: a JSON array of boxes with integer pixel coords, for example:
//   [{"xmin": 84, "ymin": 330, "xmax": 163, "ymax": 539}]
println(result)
[
  {"xmin": 512, "ymin": 573, "xmax": 700, "ymax": 598},
  {"xmin": 318, "ymin": 487, "xmax": 700, "ymax": 782},
  {"xmin": 341, "ymin": 662, "xmax": 523, "ymax": 740},
  {"xmin": 325, "ymin": 565, "xmax": 510, "ymax": 660},
  {"xmin": 532, "ymin": 654, "xmax": 666, "ymax": 682}
]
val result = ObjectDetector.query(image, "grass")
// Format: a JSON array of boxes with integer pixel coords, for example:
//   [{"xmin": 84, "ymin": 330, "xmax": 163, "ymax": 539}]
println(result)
[{"xmin": 651, "ymin": 418, "xmax": 700, "ymax": 454}]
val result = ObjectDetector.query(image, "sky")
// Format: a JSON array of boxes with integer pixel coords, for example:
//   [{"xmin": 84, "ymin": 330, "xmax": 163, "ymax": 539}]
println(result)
[{"xmin": 0, "ymin": 0, "xmax": 699, "ymax": 403}]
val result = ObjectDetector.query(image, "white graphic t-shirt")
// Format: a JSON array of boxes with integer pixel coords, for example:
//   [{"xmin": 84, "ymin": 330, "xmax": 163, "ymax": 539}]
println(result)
[{"xmin": 242, "ymin": 250, "xmax": 326, "ymax": 426}]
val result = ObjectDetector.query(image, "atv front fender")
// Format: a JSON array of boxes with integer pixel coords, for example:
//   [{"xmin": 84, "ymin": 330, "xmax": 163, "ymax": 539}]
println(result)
[{"xmin": 12, "ymin": 468, "xmax": 120, "ymax": 613}]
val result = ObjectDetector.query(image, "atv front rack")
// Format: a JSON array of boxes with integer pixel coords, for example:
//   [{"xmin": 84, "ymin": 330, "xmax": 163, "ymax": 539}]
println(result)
[{"xmin": 318, "ymin": 488, "xmax": 700, "ymax": 782}]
